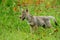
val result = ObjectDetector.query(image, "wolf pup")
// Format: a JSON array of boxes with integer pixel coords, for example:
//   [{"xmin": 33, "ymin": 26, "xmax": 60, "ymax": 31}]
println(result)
[{"xmin": 20, "ymin": 9, "xmax": 58, "ymax": 33}]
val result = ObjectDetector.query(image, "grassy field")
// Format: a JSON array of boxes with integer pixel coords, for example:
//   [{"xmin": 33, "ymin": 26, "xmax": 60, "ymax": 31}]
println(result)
[{"xmin": 0, "ymin": 0, "xmax": 60, "ymax": 40}]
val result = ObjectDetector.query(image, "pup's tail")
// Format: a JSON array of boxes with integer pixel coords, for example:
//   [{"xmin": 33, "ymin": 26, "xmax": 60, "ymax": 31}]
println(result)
[{"xmin": 48, "ymin": 16, "xmax": 58, "ymax": 26}]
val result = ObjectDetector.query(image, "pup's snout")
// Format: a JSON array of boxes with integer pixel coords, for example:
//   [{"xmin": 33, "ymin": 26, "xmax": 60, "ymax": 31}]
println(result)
[{"xmin": 19, "ymin": 16, "xmax": 21, "ymax": 19}]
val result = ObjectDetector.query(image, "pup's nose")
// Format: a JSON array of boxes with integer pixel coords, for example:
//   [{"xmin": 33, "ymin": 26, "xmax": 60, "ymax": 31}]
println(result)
[{"xmin": 19, "ymin": 16, "xmax": 21, "ymax": 19}]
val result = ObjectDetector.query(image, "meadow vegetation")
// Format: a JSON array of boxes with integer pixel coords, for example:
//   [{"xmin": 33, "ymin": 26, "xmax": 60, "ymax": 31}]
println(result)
[{"xmin": 0, "ymin": 0, "xmax": 60, "ymax": 40}]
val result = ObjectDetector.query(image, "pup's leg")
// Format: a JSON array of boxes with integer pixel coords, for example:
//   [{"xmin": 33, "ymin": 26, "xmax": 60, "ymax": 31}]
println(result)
[
  {"xmin": 30, "ymin": 25, "xmax": 38, "ymax": 34},
  {"xmin": 45, "ymin": 20, "xmax": 52, "ymax": 28},
  {"xmin": 34, "ymin": 25, "xmax": 38, "ymax": 33},
  {"xmin": 30, "ymin": 26, "xmax": 34, "ymax": 34}
]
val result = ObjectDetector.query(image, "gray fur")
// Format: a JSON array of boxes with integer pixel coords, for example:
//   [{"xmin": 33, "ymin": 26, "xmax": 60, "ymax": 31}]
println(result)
[{"xmin": 20, "ymin": 9, "xmax": 58, "ymax": 33}]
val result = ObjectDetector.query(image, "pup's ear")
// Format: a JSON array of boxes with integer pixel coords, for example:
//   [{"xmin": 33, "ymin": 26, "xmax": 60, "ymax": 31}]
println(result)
[
  {"xmin": 21, "ymin": 8, "xmax": 26, "ymax": 13},
  {"xmin": 26, "ymin": 9, "xmax": 28, "ymax": 12}
]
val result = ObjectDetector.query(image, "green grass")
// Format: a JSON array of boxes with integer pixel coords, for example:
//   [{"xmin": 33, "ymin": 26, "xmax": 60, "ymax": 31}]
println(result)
[{"xmin": 0, "ymin": 0, "xmax": 60, "ymax": 40}]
